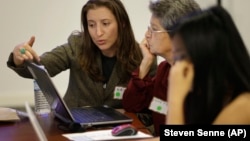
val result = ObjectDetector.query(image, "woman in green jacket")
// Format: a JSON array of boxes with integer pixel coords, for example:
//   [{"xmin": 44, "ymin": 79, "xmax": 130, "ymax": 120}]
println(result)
[{"xmin": 7, "ymin": 0, "xmax": 152, "ymax": 109}]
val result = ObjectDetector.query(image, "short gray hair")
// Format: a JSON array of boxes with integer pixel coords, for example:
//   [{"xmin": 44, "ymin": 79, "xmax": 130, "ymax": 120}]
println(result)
[{"xmin": 149, "ymin": 0, "xmax": 201, "ymax": 31}]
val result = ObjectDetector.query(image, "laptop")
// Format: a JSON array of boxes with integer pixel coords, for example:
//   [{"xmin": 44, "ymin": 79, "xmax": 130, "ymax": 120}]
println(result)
[
  {"xmin": 24, "ymin": 61, "xmax": 132, "ymax": 131},
  {"xmin": 25, "ymin": 101, "xmax": 48, "ymax": 141}
]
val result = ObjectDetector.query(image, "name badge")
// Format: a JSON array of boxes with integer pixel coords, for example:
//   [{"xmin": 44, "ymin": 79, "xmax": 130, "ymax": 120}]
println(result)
[
  {"xmin": 149, "ymin": 97, "xmax": 167, "ymax": 115},
  {"xmin": 113, "ymin": 86, "xmax": 126, "ymax": 99}
]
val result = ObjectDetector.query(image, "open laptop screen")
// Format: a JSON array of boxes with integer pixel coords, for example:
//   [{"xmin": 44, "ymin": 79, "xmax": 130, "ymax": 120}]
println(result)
[
  {"xmin": 25, "ymin": 101, "xmax": 48, "ymax": 141},
  {"xmin": 25, "ymin": 61, "xmax": 75, "ymax": 123},
  {"xmin": 25, "ymin": 61, "xmax": 132, "ymax": 128}
]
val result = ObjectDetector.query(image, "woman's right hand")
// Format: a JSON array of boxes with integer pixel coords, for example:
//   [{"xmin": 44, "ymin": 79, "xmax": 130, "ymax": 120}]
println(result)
[
  {"xmin": 138, "ymin": 38, "xmax": 156, "ymax": 79},
  {"xmin": 166, "ymin": 60, "xmax": 194, "ymax": 124},
  {"xmin": 168, "ymin": 60, "xmax": 194, "ymax": 101},
  {"xmin": 139, "ymin": 38, "xmax": 155, "ymax": 62},
  {"xmin": 13, "ymin": 36, "xmax": 40, "ymax": 67}
]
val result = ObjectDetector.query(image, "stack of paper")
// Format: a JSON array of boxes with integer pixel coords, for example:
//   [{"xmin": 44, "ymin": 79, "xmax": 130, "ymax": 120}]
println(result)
[{"xmin": 0, "ymin": 107, "xmax": 20, "ymax": 122}]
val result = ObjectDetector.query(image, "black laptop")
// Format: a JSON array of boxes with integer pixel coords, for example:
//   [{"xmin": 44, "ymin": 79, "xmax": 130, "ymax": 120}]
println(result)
[{"xmin": 24, "ymin": 61, "xmax": 132, "ymax": 130}]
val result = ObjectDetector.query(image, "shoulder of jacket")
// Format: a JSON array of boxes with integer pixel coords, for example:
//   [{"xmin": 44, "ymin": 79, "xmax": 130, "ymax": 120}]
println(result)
[{"xmin": 67, "ymin": 30, "xmax": 83, "ymax": 46}]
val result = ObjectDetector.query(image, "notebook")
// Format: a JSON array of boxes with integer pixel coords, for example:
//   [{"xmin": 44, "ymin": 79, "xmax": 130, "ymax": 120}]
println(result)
[
  {"xmin": 24, "ymin": 61, "xmax": 132, "ymax": 130},
  {"xmin": 25, "ymin": 101, "xmax": 48, "ymax": 141}
]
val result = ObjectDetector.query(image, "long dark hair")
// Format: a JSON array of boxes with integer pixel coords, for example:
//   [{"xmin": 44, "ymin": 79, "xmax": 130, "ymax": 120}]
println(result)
[
  {"xmin": 79, "ymin": 0, "xmax": 142, "ymax": 81},
  {"xmin": 175, "ymin": 6, "xmax": 250, "ymax": 124}
]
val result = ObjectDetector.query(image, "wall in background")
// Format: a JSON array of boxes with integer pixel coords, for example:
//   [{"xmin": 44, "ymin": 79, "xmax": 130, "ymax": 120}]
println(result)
[{"xmin": 1, "ymin": 0, "xmax": 249, "ymax": 107}]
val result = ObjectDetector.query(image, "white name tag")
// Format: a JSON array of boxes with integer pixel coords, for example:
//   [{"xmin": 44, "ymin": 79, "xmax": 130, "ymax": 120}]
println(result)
[
  {"xmin": 113, "ymin": 86, "xmax": 126, "ymax": 99},
  {"xmin": 149, "ymin": 97, "xmax": 167, "ymax": 115}
]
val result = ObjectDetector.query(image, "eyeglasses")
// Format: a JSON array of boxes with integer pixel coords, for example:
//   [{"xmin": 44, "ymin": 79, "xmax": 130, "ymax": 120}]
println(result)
[{"xmin": 147, "ymin": 26, "xmax": 167, "ymax": 37}]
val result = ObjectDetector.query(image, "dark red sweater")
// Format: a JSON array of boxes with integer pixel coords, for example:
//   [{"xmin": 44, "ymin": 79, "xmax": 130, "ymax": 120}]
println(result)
[{"xmin": 122, "ymin": 61, "xmax": 171, "ymax": 136}]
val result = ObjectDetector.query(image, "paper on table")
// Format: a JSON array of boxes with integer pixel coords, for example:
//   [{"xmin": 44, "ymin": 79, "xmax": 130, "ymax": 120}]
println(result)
[
  {"xmin": 0, "ymin": 107, "xmax": 20, "ymax": 122},
  {"xmin": 63, "ymin": 129, "xmax": 153, "ymax": 141}
]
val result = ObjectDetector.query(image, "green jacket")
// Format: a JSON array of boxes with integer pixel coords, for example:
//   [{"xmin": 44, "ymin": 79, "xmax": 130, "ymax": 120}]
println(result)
[{"xmin": 7, "ymin": 32, "xmax": 144, "ymax": 109}]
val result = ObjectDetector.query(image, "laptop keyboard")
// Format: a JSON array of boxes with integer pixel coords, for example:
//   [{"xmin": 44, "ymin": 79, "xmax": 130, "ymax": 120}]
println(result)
[{"xmin": 71, "ymin": 107, "xmax": 113, "ymax": 123}]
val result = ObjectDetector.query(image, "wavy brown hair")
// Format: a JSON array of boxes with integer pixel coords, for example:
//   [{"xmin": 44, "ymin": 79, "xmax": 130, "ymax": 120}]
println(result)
[{"xmin": 79, "ymin": 0, "xmax": 142, "ymax": 82}]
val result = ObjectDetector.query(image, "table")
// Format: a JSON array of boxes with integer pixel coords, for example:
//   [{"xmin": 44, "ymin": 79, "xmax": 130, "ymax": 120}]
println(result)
[{"xmin": 0, "ymin": 109, "xmax": 152, "ymax": 141}]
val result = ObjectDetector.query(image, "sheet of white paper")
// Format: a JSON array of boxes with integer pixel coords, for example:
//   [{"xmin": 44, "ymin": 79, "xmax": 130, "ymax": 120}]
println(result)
[{"xmin": 63, "ymin": 129, "xmax": 153, "ymax": 141}]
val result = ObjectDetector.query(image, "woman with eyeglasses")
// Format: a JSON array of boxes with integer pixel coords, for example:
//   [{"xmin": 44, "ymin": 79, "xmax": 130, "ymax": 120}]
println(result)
[{"xmin": 122, "ymin": 0, "xmax": 200, "ymax": 136}]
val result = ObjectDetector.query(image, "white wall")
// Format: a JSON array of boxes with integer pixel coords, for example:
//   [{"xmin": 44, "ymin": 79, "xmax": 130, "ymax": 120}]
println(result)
[
  {"xmin": 0, "ymin": 0, "xmax": 84, "ymax": 107},
  {"xmin": 1, "ymin": 0, "xmax": 250, "ymax": 107}
]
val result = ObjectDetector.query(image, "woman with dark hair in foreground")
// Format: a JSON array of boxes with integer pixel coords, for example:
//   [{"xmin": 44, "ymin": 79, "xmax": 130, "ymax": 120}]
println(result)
[{"xmin": 168, "ymin": 5, "xmax": 250, "ymax": 124}]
